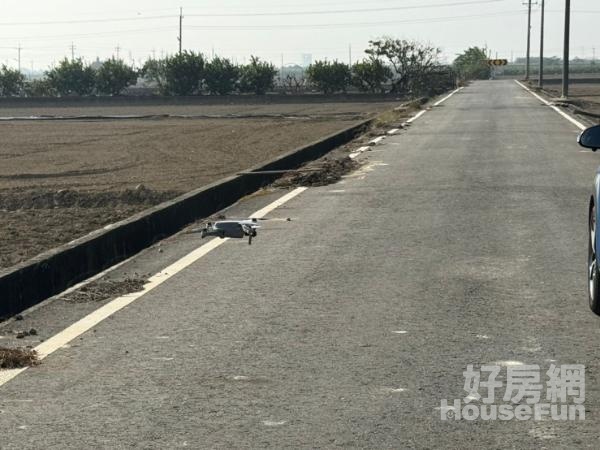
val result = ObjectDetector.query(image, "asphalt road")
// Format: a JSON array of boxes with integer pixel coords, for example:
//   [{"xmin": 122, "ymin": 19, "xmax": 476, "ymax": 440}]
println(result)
[{"xmin": 2, "ymin": 80, "xmax": 600, "ymax": 449}]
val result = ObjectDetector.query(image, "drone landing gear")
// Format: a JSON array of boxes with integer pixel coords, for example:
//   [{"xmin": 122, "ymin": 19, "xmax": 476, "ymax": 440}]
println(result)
[{"xmin": 246, "ymin": 228, "xmax": 257, "ymax": 245}]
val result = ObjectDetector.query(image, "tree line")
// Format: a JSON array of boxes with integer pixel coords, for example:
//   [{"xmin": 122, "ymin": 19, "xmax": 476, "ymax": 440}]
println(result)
[{"xmin": 0, "ymin": 38, "xmax": 483, "ymax": 98}]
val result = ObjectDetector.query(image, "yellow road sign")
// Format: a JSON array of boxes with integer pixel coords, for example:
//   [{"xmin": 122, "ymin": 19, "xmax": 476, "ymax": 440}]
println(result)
[{"xmin": 487, "ymin": 59, "xmax": 508, "ymax": 66}]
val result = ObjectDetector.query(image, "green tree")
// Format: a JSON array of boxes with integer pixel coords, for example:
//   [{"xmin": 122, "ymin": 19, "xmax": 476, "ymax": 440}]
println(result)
[
  {"xmin": 140, "ymin": 58, "xmax": 167, "ymax": 92},
  {"xmin": 306, "ymin": 60, "xmax": 351, "ymax": 94},
  {"xmin": 0, "ymin": 65, "xmax": 25, "ymax": 96},
  {"xmin": 23, "ymin": 78, "xmax": 56, "ymax": 97},
  {"xmin": 95, "ymin": 58, "xmax": 138, "ymax": 95},
  {"xmin": 203, "ymin": 56, "xmax": 239, "ymax": 95},
  {"xmin": 239, "ymin": 56, "xmax": 277, "ymax": 95},
  {"xmin": 453, "ymin": 47, "xmax": 490, "ymax": 81},
  {"xmin": 163, "ymin": 51, "xmax": 204, "ymax": 96},
  {"xmin": 365, "ymin": 38, "xmax": 441, "ymax": 94},
  {"xmin": 351, "ymin": 58, "xmax": 392, "ymax": 93},
  {"xmin": 46, "ymin": 58, "xmax": 96, "ymax": 96}
]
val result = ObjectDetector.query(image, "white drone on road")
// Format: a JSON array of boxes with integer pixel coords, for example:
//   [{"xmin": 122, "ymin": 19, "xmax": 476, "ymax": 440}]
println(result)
[{"xmin": 200, "ymin": 219, "xmax": 260, "ymax": 245}]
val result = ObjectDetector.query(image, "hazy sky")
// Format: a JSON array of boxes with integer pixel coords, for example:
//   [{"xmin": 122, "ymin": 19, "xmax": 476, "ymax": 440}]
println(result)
[{"xmin": 0, "ymin": 0, "xmax": 598, "ymax": 71}]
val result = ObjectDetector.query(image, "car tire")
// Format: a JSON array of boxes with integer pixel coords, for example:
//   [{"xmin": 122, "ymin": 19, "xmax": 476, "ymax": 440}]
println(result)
[{"xmin": 589, "ymin": 202, "xmax": 600, "ymax": 315}]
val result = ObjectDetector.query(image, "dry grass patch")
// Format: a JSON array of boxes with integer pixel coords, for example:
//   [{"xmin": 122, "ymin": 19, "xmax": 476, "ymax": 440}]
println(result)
[
  {"xmin": 0, "ymin": 347, "xmax": 39, "ymax": 369},
  {"xmin": 63, "ymin": 277, "xmax": 147, "ymax": 303}
]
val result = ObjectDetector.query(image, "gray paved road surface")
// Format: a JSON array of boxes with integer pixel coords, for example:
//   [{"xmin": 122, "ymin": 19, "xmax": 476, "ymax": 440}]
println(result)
[{"xmin": 2, "ymin": 80, "xmax": 600, "ymax": 449}]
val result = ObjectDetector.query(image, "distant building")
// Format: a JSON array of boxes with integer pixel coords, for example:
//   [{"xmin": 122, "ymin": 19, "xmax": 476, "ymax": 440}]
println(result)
[
  {"xmin": 90, "ymin": 57, "xmax": 103, "ymax": 70},
  {"xmin": 301, "ymin": 53, "xmax": 312, "ymax": 68}
]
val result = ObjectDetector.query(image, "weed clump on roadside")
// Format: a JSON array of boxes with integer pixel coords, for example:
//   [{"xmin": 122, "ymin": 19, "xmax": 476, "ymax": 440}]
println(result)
[
  {"xmin": 63, "ymin": 277, "xmax": 147, "ymax": 304},
  {"xmin": 274, "ymin": 157, "xmax": 358, "ymax": 188},
  {"xmin": 0, "ymin": 347, "xmax": 39, "ymax": 369}
]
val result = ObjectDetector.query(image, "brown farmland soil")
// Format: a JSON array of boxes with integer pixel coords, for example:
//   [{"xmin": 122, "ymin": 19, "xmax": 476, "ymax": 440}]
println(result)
[
  {"xmin": 542, "ymin": 83, "xmax": 600, "ymax": 118},
  {"xmin": 0, "ymin": 101, "xmax": 392, "ymax": 270}
]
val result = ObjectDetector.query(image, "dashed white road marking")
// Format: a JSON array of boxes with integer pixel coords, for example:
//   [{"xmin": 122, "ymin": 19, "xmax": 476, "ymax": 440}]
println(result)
[
  {"xmin": 514, "ymin": 80, "xmax": 586, "ymax": 131},
  {"xmin": 406, "ymin": 110, "xmax": 427, "ymax": 123},
  {"xmin": 382, "ymin": 387, "xmax": 407, "ymax": 394},
  {"xmin": 0, "ymin": 187, "xmax": 308, "ymax": 388},
  {"xmin": 349, "ymin": 145, "xmax": 372, "ymax": 159},
  {"xmin": 493, "ymin": 360, "xmax": 525, "ymax": 367},
  {"xmin": 392, "ymin": 330, "xmax": 408, "ymax": 334},
  {"xmin": 262, "ymin": 420, "xmax": 287, "ymax": 427},
  {"xmin": 369, "ymin": 136, "xmax": 386, "ymax": 145},
  {"xmin": 372, "ymin": 87, "xmax": 463, "ymax": 146}
]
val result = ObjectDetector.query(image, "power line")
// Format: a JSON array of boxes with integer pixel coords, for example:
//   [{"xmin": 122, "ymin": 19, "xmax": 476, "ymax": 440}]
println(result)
[
  {"xmin": 0, "ymin": 26, "xmax": 174, "ymax": 42},
  {"xmin": 0, "ymin": 2, "xmax": 593, "ymax": 30},
  {"xmin": 186, "ymin": 0, "xmax": 508, "ymax": 17},
  {"xmin": 187, "ymin": 10, "xmax": 526, "ymax": 30},
  {"xmin": 0, "ymin": 0, "xmax": 507, "ymax": 26},
  {"xmin": 0, "ymin": 14, "xmax": 176, "ymax": 27}
]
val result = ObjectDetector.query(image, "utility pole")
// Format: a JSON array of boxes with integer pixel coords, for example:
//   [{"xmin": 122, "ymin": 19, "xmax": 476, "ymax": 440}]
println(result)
[
  {"xmin": 349, "ymin": 44, "xmax": 352, "ymax": 66},
  {"xmin": 115, "ymin": 45, "xmax": 121, "ymax": 59},
  {"xmin": 70, "ymin": 42, "xmax": 75, "ymax": 61},
  {"xmin": 17, "ymin": 44, "xmax": 21, "ymax": 73},
  {"xmin": 525, "ymin": 0, "xmax": 532, "ymax": 80},
  {"xmin": 539, "ymin": 0, "xmax": 545, "ymax": 88},
  {"xmin": 562, "ymin": 0, "xmax": 571, "ymax": 99},
  {"xmin": 178, "ymin": 7, "xmax": 183, "ymax": 54}
]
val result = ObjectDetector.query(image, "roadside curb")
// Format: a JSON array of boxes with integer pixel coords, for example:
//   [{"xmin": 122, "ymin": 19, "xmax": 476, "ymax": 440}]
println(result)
[{"xmin": 0, "ymin": 119, "xmax": 372, "ymax": 318}]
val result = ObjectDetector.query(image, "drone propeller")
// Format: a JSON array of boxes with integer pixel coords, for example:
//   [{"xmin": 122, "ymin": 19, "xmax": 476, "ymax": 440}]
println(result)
[{"xmin": 226, "ymin": 217, "xmax": 291, "ymax": 223}]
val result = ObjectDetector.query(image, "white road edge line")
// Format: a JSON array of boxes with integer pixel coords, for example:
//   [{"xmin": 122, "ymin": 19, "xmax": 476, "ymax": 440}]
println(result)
[
  {"xmin": 0, "ymin": 187, "xmax": 308, "ymax": 387},
  {"xmin": 514, "ymin": 79, "xmax": 586, "ymax": 131},
  {"xmin": 433, "ymin": 86, "xmax": 465, "ymax": 107}
]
